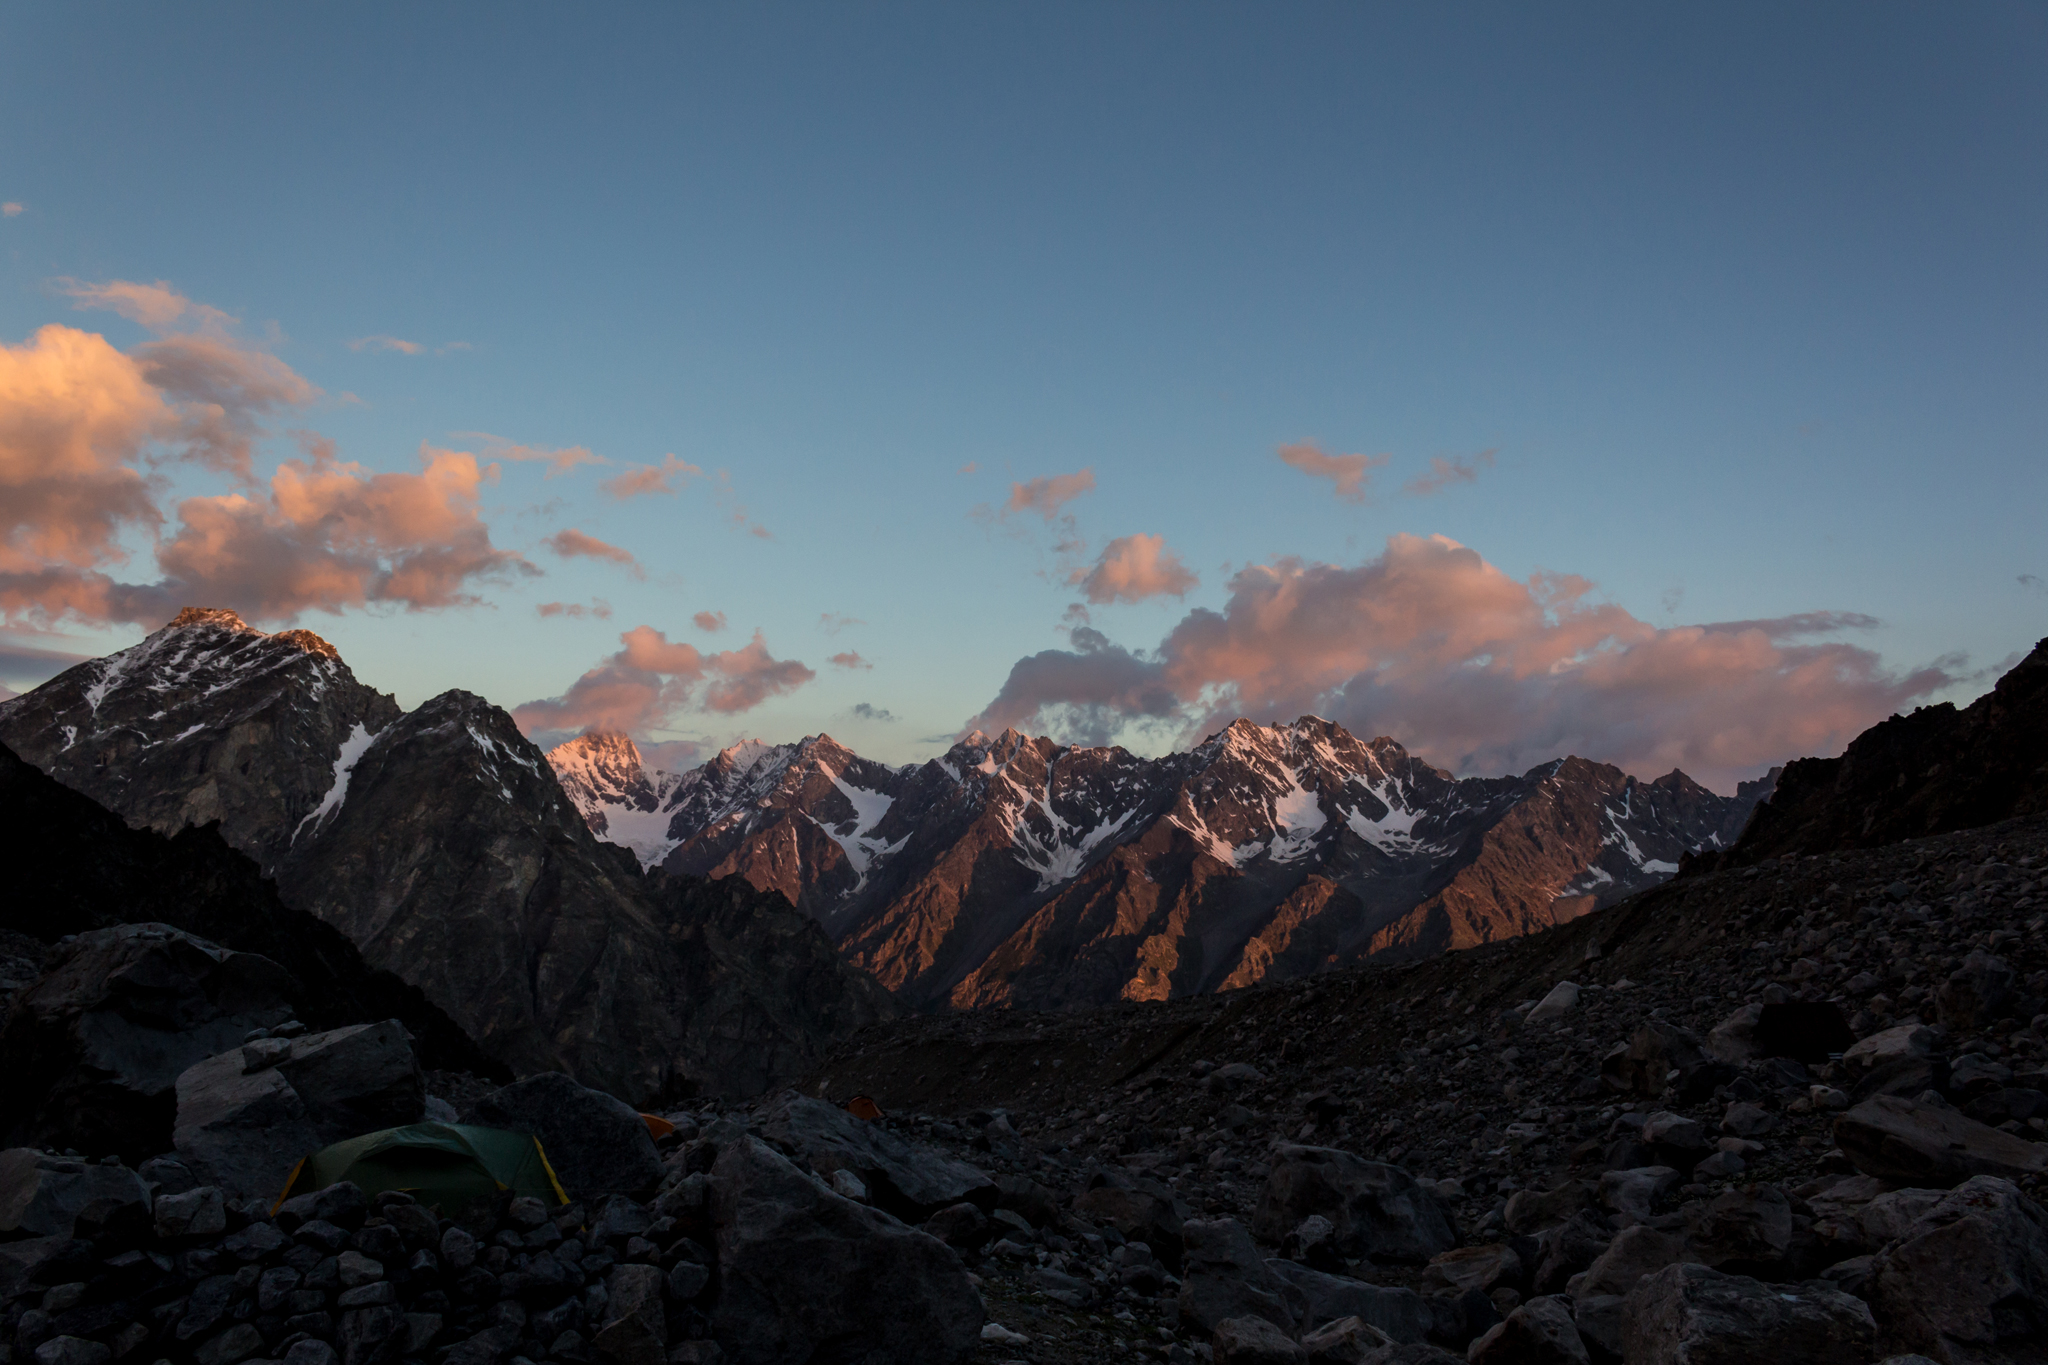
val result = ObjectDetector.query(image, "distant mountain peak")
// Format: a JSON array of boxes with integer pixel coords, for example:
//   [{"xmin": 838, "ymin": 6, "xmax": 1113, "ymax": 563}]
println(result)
[{"xmin": 167, "ymin": 605, "xmax": 261, "ymax": 633}]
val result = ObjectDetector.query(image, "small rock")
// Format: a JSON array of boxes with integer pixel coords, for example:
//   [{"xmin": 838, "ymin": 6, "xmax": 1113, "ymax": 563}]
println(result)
[
  {"xmin": 1465, "ymin": 1296, "xmax": 1589, "ymax": 1365},
  {"xmin": 1212, "ymin": 1315, "xmax": 1307, "ymax": 1365}
]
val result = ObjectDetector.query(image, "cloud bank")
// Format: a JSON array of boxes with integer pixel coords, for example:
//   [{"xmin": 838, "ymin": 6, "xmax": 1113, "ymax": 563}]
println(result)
[{"xmin": 967, "ymin": 533, "xmax": 1954, "ymax": 790}]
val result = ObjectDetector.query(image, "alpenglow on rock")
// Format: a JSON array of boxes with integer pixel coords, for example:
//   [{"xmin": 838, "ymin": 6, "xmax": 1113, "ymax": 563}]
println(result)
[{"xmin": 547, "ymin": 718, "xmax": 1769, "ymax": 1012}]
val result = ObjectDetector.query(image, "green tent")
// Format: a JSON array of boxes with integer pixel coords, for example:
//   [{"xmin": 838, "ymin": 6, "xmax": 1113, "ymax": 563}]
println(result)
[{"xmin": 275, "ymin": 1123, "xmax": 569, "ymax": 1212}]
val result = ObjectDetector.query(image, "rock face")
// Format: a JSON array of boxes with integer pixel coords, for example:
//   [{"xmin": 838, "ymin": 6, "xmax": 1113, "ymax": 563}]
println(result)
[
  {"xmin": 1708, "ymin": 636, "xmax": 2048, "ymax": 864},
  {"xmin": 459, "ymin": 1073, "xmax": 663, "ymax": 1202},
  {"xmin": 1866, "ymin": 1176, "xmax": 2048, "ymax": 1361},
  {"xmin": 0, "ymin": 1149, "xmax": 151, "ymax": 1238},
  {"xmin": 173, "ymin": 1019, "xmax": 426, "ymax": 1200},
  {"xmin": 708, "ymin": 1135, "xmax": 984, "ymax": 1365},
  {"xmin": 548, "ymin": 722, "xmax": 1764, "ymax": 1013},
  {"xmin": 0, "ymin": 611, "xmax": 894, "ymax": 1102},
  {"xmin": 1834, "ymin": 1095, "xmax": 2048, "ymax": 1186},
  {"xmin": 1622, "ymin": 1263, "xmax": 1876, "ymax": 1364},
  {"xmin": 753, "ymin": 1094, "xmax": 995, "ymax": 1222},
  {"xmin": 0, "ymin": 740, "xmax": 499, "ymax": 1082},
  {"xmin": 1253, "ymin": 1146, "xmax": 1456, "ymax": 1263},
  {"xmin": 0, "ymin": 925, "xmax": 297, "ymax": 1161}
]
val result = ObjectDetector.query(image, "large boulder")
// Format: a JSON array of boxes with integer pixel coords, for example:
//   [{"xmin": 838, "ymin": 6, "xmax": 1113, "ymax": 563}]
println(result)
[
  {"xmin": 1253, "ymin": 1145, "xmax": 1455, "ymax": 1263},
  {"xmin": 753, "ymin": 1093, "xmax": 995, "ymax": 1222},
  {"xmin": 0, "ymin": 925, "xmax": 296, "ymax": 1160},
  {"xmin": 1936, "ymin": 952, "xmax": 2015, "ymax": 1032},
  {"xmin": 1465, "ymin": 1296, "xmax": 1588, "ymax": 1365},
  {"xmin": 1834, "ymin": 1095, "xmax": 2048, "ymax": 1186},
  {"xmin": 460, "ymin": 1072, "xmax": 662, "ymax": 1201},
  {"xmin": 0, "ymin": 1149, "xmax": 151, "ymax": 1238},
  {"xmin": 1622, "ymin": 1262, "xmax": 1876, "ymax": 1364},
  {"xmin": 1213, "ymin": 1315, "xmax": 1308, "ymax": 1365},
  {"xmin": 1601, "ymin": 1022, "xmax": 1708, "ymax": 1099},
  {"xmin": 1265, "ymin": 1260, "xmax": 1431, "ymax": 1342},
  {"xmin": 708, "ymin": 1135, "xmax": 983, "ymax": 1365},
  {"xmin": 1867, "ymin": 1176, "xmax": 2048, "ymax": 1363},
  {"xmin": 1574, "ymin": 1224, "xmax": 1693, "ymax": 1300},
  {"xmin": 175, "ymin": 1019, "xmax": 424, "ymax": 1200},
  {"xmin": 1178, "ymin": 1218, "xmax": 1296, "ymax": 1335},
  {"xmin": 1074, "ymin": 1177, "xmax": 1191, "ymax": 1272}
]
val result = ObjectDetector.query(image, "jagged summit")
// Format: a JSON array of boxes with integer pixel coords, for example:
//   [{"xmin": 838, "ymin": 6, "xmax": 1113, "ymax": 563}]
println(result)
[
  {"xmin": 167, "ymin": 605, "xmax": 260, "ymax": 632},
  {"xmin": 543, "ymin": 711, "xmax": 1769, "ymax": 1011}
]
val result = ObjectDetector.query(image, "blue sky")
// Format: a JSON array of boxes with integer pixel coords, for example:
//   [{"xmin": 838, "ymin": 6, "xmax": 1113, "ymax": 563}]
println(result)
[{"xmin": 1, "ymin": 3, "xmax": 2043, "ymax": 788}]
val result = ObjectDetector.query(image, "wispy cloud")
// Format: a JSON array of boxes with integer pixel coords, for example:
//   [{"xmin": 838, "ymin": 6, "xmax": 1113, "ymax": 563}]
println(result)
[
  {"xmin": 458, "ymin": 432, "xmax": 605, "ymax": 478},
  {"xmin": 2, "ymin": 203, "xmax": 23, "ymax": 218},
  {"xmin": 1276, "ymin": 442, "xmax": 1388, "ymax": 504},
  {"xmin": 537, "ymin": 599, "xmax": 614, "ymax": 620},
  {"xmin": 851, "ymin": 702, "xmax": 897, "ymax": 723},
  {"xmin": 829, "ymin": 651, "xmax": 872, "ymax": 670},
  {"xmin": 543, "ymin": 528, "xmax": 643, "ymax": 578},
  {"xmin": 693, "ymin": 610, "xmax": 728, "ymax": 632},
  {"xmin": 347, "ymin": 335, "xmax": 424, "ymax": 355},
  {"xmin": 1002, "ymin": 469, "xmax": 1095, "ymax": 520},
  {"xmin": 601, "ymin": 452, "xmax": 702, "ymax": 500},
  {"xmin": 2022, "ymin": 574, "xmax": 2045, "ymax": 595},
  {"xmin": 1403, "ymin": 448, "xmax": 1498, "ymax": 497},
  {"xmin": 57, "ymin": 277, "xmax": 234, "ymax": 335},
  {"xmin": 819, "ymin": 612, "xmax": 865, "ymax": 635}
]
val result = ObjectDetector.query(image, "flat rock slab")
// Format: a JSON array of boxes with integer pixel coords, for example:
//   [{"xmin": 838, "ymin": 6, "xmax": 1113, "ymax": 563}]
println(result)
[{"xmin": 1834, "ymin": 1094, "xmax": 2048, "ymax": 1186}]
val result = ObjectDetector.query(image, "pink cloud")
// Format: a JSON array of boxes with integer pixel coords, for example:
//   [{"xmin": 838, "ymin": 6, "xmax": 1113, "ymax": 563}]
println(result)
[
  {"xmin": 601, "ymin": 453, "xmax": 702, "ymax": 499},
  {"xmin": 1003, "ymin": 468, "xmax": 1096, "ymax": 520},
  {"xmin": 537, "ymin": 599, "xmax": 613, "ymax": 620},
  {"xmin": 513, "ymin": 625, "xmax": 816, "ymax": 736},
  {"xmin": 968, "ymin": 533, "xmax": 1958, "ymax": 790},
  {"xmin": 347, "ymin": 335, "xmax": 424, "ymax": 355},
  {"xmin": 1276, "ymin": 442, "xmax": 1389, "ymax": 504},
  {"xmin": 818, "ymin": 612, "xmax": 865, "ymax": 634},
  {"xmin": 133, "ymin": 334, "xmax": 320, "ymax": 480},
  {"xmin": 57, "ymin": 278, "xmax": 234, "ymax": 335},
  {"xmin": 1069, "ymin": 533, "xmax": 1199, "ymax": 604},
  {"xmin": 1403, "ymin": 448, "xmax": 1497, "ymax": 497},
  {"xmin": 543, "ymin": 527, "xmax": 642, "ymax": 577},
  {"xmin": 146, "ymin": 440, "xmax": 534, "ymax": 620},
  {"xmin": 0, "ymin": 325, "xmax": 169, "ymax": 579},
  {"xmin": 461, "ymin": 434, "xmax": 605, "ymax": 478},
  {"xmin": 693, "ymin": 610, "xmax": 727, "ymax": 632},
  {"xmin": 829, "ymin": 651, "xmax": 871, "ymax": 670},
  {"xmin": 2, "ymin": 204, "xmax": 22, "ymax": 218}
]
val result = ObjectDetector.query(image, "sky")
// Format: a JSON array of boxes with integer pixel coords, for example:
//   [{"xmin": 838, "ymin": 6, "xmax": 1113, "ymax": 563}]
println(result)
[{"xmin": 1, "ymin": 3, "xmax": 2043, "ymax": 792}]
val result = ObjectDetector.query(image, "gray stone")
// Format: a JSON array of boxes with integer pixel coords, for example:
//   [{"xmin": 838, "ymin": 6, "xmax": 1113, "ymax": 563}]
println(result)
[
  {"xmin": 1503, "ymin": 1183, "xmax": 1591, "ymax": 1236},
  {"xmin": 154, "ymin": 1184, "xmax": 227, "ymax": 1239},
  {"xmin": 1687, "ymin": 1184, "xmax": 1794, "ymax": 1273},
  {"xmin": 1575, "ymin": 1224, "xmax": 1692, "ymax": 1300},
  {"xmin": 1178, "ymin": 1218, "xmax": 1295, "ymax": 1335},
  {"xmin": 1597, "ymin": 1166, "xmax": 1679, "ymax": 1225},
  {"xmin": 1264, "ymin": 1261, "xmax": 1430, "ymax": 1342},
  {"xmin": 1937, "ymin": 951, "xmax": 2015, "ymax": 1031},
  {"xmin": 32, "ymin": 1338, "xmax": 112, "ymax": 1365},
  {"xmin": 1867, "ymin": 1175, "xmax": 2048, "ymax": 1363},
  {"xmin": 174, "ymin": 1019, "xmax": 425, "ymax": 1200},
  {"xmin": 195, "ymin": 1324, "xmax": 266, "ymax": 1365},
  {"xmin": 1834, "ymin": 1094, "xmax": 2048, "ymax": 1185},
  {"xmin": 0, "ymin": 1149, "xmax": 152, "ymax": 1239},
  {"xmin": 461, "ymin": 1073, "xmax": 662, "ymax": 1202},
  {"xmin": 1417, "ymin": 1244, "xmax": 1519, "ymax": 1297},
  {"xmin": 1706, "ymin": 1004, "xmax": 1764, "ymax": 1065},
  {"xmin": 0, "ymin": 925, "xmax": 296, "ymax": 1160},
  {"xmin": 338, "ymin": 1303, "xmax": 406, "ymax": 1365},
  {"xmin": 1622, "ymin": 1262, "xmax": 1875, "ymax": 1364},
  {"xmin": 1601, "ymin": 1022, "xmax": 1707, "ymax": 1098},
  {"xmin": 1298, "ymin": 1316, "xmax": 1396, "ymax": 1365},
  {"xmin": 753, "ymin": 1093, "xmax": 995, "ymax": 1223},
  {"xmin": 1842, "ymin": 1024, "xmax": 1941, "ymax": 1076},
  {"xmin": 1718, "ymin": 1102, "xmax": 1779, "ymax": 1139},
  {"xmin": 1464, "ymin": 1296, "xmax": 1588, "ymax": 1365},
  {"xmin": 1524, "ymin": 982, "xmax": 1580, "ymax": 1027},
  {"xmin": 1072, "ymin": 1180, "xmax": 1191, "ymax": 1271},
  {"xmin": 1212, "ymin": 1314, "xmax": 1307, "ymax": 1365},
  {"xmin": 665, "ymin": 1260, "xmax": 709, "ymax": 1303},
  {"xmin": 1254, "ymin": 1145, "xmax": 1455, "ymax": 1263},
  {"xmin": 591, "ymin": 1263, "xmax": 665, "ymax": 1365},
  {"xmin": 708, "ymin": 1135, "xmax": 983, "ymax": 1365}
]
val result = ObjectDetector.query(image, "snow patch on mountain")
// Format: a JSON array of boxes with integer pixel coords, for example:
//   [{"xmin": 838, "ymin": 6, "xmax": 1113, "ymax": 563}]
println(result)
[{"xmin": 295, "ymin": 722, "xmax": 380, "ymax": 843}]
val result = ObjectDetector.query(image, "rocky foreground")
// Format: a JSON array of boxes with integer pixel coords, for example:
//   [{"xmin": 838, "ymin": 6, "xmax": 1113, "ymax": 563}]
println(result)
[{"xmin": 6, "ymin": 814, "xmax": 2047, "ymax": 1365}]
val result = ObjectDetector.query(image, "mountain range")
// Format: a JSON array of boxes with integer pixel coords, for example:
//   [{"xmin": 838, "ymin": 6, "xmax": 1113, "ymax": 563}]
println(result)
[{"xmin": 547, "ymin": 713, "xmax": 1771, "ymax": 1012}]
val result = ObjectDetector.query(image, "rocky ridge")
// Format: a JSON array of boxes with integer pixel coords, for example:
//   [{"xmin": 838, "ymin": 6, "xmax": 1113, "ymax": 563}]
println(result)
[
  {"xmin": 548, "ymin": 721, "xmax": 1768, "ymax": 1013},
  {"xmin": 0, "ymin": 611, "xmax": 892, "ymax": 1103}
]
